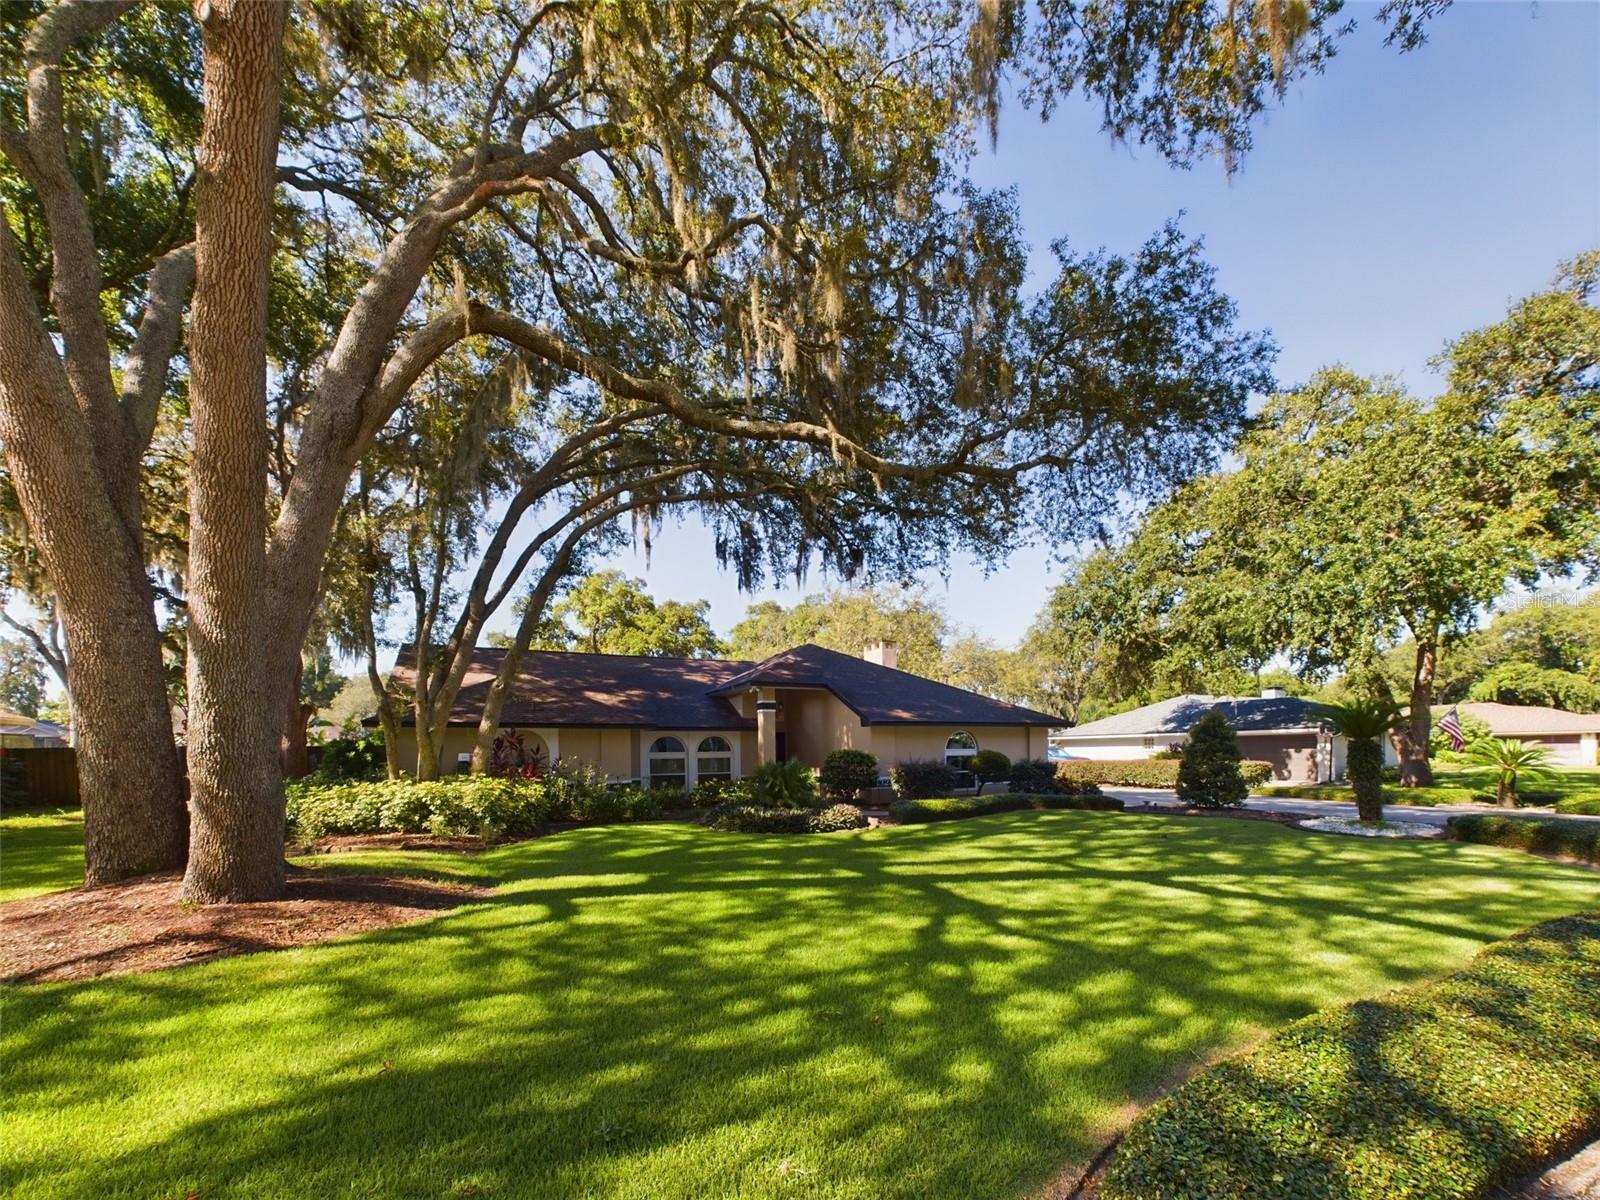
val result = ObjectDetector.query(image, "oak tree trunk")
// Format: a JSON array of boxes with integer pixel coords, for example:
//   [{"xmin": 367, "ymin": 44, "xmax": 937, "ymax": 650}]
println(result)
[
  {"xmin": 179, "ymin": 0, "xmax": 288, "ymax": 904},
  {"xmin": 0, "ymin": 229, "xmax": 186, "ymax": 884},
  {"xmin": 1392, "ymin": 637, "xmax": 1437, "ymax": 788},
  {"xmin": 414, "ymin": 711, "xmax": 443, "ymax": 781},
  {"xmin": 279, "ymin": 655, "xmax": 313, "ymax": 779}
]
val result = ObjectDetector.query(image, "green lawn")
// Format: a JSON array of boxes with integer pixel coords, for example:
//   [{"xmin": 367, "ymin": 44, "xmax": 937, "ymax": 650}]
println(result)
[
  {"xmin": 0, "ymin": 808, "xmax": 84, "ymax": 902},
  {"xmin": 4, "ymin": 812, "xmax": 1597, "ymax": 1200},
  {"xmin": 1259, "ymin": 765, "xmax": 1600, "ymax": 809}
]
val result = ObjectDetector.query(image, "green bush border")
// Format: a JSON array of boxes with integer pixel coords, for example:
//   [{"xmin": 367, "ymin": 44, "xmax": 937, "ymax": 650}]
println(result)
[
  {"xmin": 1056, "ymin": 759, "xmax": 1273, "ymax": 789},
  {"xmin": 1448, "ymin": 814, "xmax": 1600, "ymax": 865},
  {"xmin": 889, "ymin": 792, "xmax": 1123, "ymax": 823},
  {"xmin": 1103, "ymin": 912, "xmax": 1600, "ymax": 1200}
]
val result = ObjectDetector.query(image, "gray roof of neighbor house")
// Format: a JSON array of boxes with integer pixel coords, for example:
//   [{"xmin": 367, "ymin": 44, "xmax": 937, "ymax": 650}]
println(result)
[
  {"xmin": 1456, "ymin": 702, "xmax": 1600, "ymax": 737},
  {"xmin": 707, "ymin": 643, "xmax": 1065, "ymax": 726},
  {"xmin": 386, "ymin": 643, "xmax": 1064, "ymax": 730},
  {"xmin": 1056, "ymin": 694, "xmax": 1328, "ymax": 738}
]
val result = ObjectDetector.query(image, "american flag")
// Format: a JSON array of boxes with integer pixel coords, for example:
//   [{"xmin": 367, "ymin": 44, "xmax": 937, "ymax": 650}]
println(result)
[{"xmin": 1436, "ymin": 706, "xmax": 1466, "ymax": 751}]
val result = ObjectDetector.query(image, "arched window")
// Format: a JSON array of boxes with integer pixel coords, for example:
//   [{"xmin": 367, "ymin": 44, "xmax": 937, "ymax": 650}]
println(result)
[
  {"xmin": 945, "ymin": 731, "xmax": 978, "ymax": 771},
  {"xmin": 697, "ymin": 736, "xmax": 733, "ymax": 783},
  {"xmin": 648, "ymin": 736, "xmax": 687, "ymax": 791}
]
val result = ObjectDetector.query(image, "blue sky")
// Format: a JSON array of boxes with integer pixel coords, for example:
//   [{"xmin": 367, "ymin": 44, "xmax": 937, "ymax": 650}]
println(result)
[{"xmin": 569, "ymin": 1, "xmax": 1600, "ymax": 650}]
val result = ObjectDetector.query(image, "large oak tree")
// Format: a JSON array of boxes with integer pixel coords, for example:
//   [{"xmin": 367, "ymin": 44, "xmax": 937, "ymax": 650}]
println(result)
[{"xmin": 1, "ymin": 0, "xmax": 1444, "ymax": 898}]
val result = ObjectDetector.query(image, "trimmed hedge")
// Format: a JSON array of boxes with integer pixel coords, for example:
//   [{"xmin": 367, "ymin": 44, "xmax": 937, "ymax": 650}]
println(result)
[
  {"xmin": 1103, "ymin": 912, "xmax": 1600, "ymax": 1200},
  {"xmin": 1239, "ymin": 760, "xmax": 1274, "ymax": 787},
  {"xmin": 891, "ymin": 758, "xmax": 958, "ymax": 800},
  {"xmin": 889, "ymin": 792, "xmax": 1123, "ymax": 823},
  {"xmin": 699, "ymin": 802, "xmax": 866, "ymax": 834},
  {"xmin": 819, "ymin": 750, "xmax": 879, "ymax": 802},
  {"xmin": 1448, "ymin": 814, "xmax": 1600, "ymax": 865},
  {"xmin": 1008, "ymin": 758, "xmax": 1059, "ymax": 794},
  {"xmin": 811, "ymin": 803, "xmax": 869, "ymax": 833},
  {"xmin": 1556, "ymin": 795, "xmax": 1600, "ymax": 816},
  {"xmin": 285, "ymin": 767, "xmax": 659, "ymax": 839},
  {"xmin": 1056, "ymin": 759, "xmax": 1275, "ymax": 789}
]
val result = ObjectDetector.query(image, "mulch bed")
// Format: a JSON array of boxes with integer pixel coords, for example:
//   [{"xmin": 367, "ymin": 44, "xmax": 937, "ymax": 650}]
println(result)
[
  {"xmin": 289, "ymin": 831, "xmax": 497, "ymax": 855},
  {"xmin": 1, "ymin": 867, "xmax": 492, "ymax": 984}
]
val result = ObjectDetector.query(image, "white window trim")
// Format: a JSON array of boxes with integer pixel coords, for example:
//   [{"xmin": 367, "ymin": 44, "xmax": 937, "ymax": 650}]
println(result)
[
  {"xmin": 945, "ymin": 730, "xmax": 979, "ymax": 769},
  {"xmin": 643, "ymin": 730, "xmax": 743, "ymax": 788}
]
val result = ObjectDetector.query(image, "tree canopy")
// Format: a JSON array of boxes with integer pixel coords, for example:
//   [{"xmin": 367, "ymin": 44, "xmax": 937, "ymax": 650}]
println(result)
[
  {"xmin": 1031, "ymin": 257, "xmax": 1600, "ymax": 781},
  {"xmin": 0, "ymin": 0, "xmax": 1455, "ymax": 898}
]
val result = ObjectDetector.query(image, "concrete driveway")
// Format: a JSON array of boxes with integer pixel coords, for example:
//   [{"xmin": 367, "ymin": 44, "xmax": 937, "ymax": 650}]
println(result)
[{"xmin": 1101, "ymin": 787, "xmax": 1600, "ymax": 829}]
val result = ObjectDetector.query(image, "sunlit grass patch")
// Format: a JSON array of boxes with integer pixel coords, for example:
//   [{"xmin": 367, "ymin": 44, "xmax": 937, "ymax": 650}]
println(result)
[{"xmin": 4, "ymin": 811, "xmax": 1596, "ymax": 1199}]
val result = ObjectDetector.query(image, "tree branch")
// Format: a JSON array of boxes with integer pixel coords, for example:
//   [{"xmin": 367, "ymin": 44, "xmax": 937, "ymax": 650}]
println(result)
[{"xmin": 119, "ymin": 243, "xmax": 195, "ymax": 452}]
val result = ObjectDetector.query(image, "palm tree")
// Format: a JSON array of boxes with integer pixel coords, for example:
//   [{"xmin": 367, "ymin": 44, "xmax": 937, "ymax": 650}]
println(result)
[
  {"xmin": 1316, "ymin": 699, "xmax": 1407, "ymax": 824},
  {"xmin": 1463, "ymin": 738, "xmax": 1554, "ymax": 807}
]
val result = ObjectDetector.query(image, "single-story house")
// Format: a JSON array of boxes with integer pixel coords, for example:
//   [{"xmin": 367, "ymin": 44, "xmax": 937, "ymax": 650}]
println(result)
[
  {"xmin": 1456, "ymin": 702, "xmax": 1600, "ymax": 767},
  {"xmin": 1049, "ymin": 690, "xmax": 1345, "ymax": 783},
  {"xmin": 387, "ymin": 641, "xmax": 1063, "ymax": 786},
  {"xmin": 0, "ymin": 710, "xmax": 69, "ymax": 749}
]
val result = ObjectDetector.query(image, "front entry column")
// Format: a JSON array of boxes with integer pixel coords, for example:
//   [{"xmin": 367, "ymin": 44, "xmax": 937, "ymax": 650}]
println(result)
[{"xmin": 756, "ymin": 688, "xmax": 778, "ymax": 765}]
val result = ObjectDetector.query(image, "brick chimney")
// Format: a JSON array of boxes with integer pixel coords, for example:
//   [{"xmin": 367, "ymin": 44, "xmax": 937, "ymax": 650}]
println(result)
[{"xmin": 863, "ymin": 640, "xmax": 898, "ymax": 670}]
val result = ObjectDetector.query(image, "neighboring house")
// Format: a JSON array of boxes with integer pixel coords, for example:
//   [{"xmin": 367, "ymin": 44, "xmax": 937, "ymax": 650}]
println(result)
[
  {"xmin": 1456, "ymin": 702, "xmax": 1600, "ymax": 767},
  {"xmin": 1049, "ymin": 690, "xmax": 1343, "ymax": 783},
  {"xmin": 386, "ymin": 641, "xmax": 1063, "ymax": 785},
  {"xmin": 0, "ymin": 709, "xmax": 69, "ymax": 749}
]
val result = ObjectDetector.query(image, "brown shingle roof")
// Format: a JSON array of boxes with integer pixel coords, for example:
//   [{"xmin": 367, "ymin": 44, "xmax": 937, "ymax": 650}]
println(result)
[
  {"xmin": 391, "ymin": 646, "xmax": 756, "ymax": 729},
  {"xmin": 707, "ymin": 643, "xmax": 1065, "ymax": 726},
  {"xmin": 1457, "ymin": 702, "xmax": 1600, "ymax": 737},
  {"xmin": 389, "ymin": 643, "xmax": 1064, "ymax": 730}
]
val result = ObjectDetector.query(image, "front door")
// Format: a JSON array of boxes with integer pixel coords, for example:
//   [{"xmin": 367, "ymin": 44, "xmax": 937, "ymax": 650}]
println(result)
[{"xmin": 776, "ymin": 732, "xmax": 788, "ymax": 763}]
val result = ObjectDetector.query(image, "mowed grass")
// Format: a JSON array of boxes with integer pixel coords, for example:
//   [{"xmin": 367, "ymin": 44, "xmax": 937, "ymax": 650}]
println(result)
[
  {"xmin": 5, "ymin": 812, "xmax": 1598, "ymax": 1200},
  {"xmin": 0, "ymin": 808, "xmax": 84, "ymax": 902}
]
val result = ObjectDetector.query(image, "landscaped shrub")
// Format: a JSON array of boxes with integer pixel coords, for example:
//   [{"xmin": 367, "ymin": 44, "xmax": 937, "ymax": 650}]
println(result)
[
  {"xmin": 1175, "ymin": 710, "xmax": 1247, "ymax": 808},
  {"xmin": 1150, "ymin": 747, "xmax": 1184, "ymax": 761},
  {"xmin": 1102, "ymin": 912, "xmax": 1600, "ymax": 1200},
  {"xmin": 890, "ymin": 792, "xmax": 1124, "ymax": 823},
  {"xmin": 1557, "ymin": 795, "xmax": 1600, "ymax": 816},
  {"xmin": 819, "ymin": 749, "xmax": 879, "ymax": 802},
  {"xmin": 810, "ymin": 803, "xmax": 868, "ymax": 832},
  {"xmin": 1008, "ymin": 758, "xmax": 1059, "ymax": 794},
  {"xmin": 689, "ymin": 777, "xmax": 752, "ymax": 808},
  {"xmin": 699, "ymin": 801, "xmax": 868, "ymax": 834},
  {"xmin": 969, "ymin": 748, "xmax": 1011, "ymax": 784},
  {"xmin": 1448, "ymin": 814, "xmax": 1600, "ymax": 865},
  {"xmin": 698, "ymin": 803, "xmax": 814, "ymax": 834},
  {"xmin": 746, "ymin": 760, "xmax": 820, "ymax": 809},
  {"xmin": 1056, "ymin": 759, "xmax": 1181, "ymax": 788},
  {"xmin": 308, "ymin": 729, "xmax": 386, "ymax": 781},
  {"xmin": 286, "ymin": 759, "xmax": 639, "ymax": 839},
  {"xmin": 1238, "ymin": 760, "xmax": 1274, "ymax": 787},
  {"xmin": 890, "ymin": 758, "xmax": 958, "ymax": 800},
  {"xmin": 1055, "ymin": 776, "xmax": 1105, "ymax": 798}
]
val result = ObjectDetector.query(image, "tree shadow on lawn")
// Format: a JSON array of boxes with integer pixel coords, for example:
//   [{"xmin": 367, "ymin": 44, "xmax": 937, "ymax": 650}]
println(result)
[{"xmin": 6, "ymin": 811, "xmax": 1596, "ymax": 1200}]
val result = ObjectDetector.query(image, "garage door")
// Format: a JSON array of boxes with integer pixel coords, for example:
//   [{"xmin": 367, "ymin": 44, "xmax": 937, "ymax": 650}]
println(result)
[{"xmin": 1238, "ymin": 734, "xmax": 1319, "ymax": 783}]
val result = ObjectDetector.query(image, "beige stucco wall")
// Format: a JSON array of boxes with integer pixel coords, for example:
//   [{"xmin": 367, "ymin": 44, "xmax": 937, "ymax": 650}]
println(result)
[
  {"xmin": 393, "ymin": 727, "xmax": 637, "ymax": 779},
  {"xmin": 394, "ymin": 715, "xmax": 1050, "ymax": 779},
  {"xmin": 870, "ymin": 724, "xmax": 1043, "ymax": 768},
  {"xmin": 780, "ymin": 689, "xmax": 870, "ymax": 767}
]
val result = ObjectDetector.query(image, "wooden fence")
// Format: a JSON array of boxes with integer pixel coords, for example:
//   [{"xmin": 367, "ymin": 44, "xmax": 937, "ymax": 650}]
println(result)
[{"xmin": 1, "ymin": 746, "xmax": 80, "ymax": 807}]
